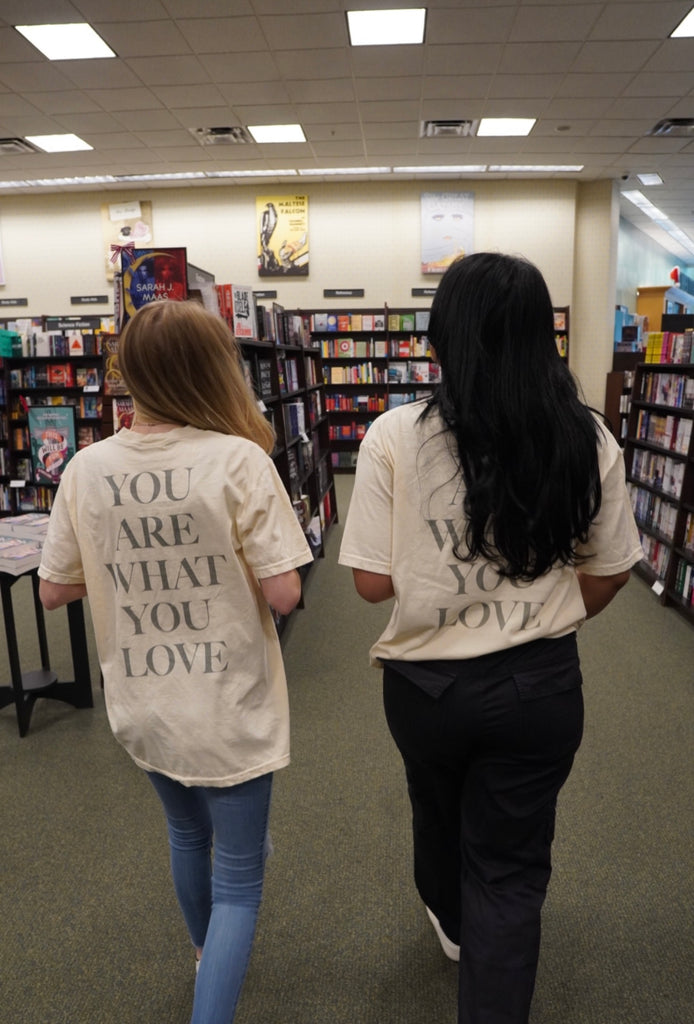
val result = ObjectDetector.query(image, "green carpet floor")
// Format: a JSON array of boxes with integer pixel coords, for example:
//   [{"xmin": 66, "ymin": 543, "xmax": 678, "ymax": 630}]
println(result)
[{"xmin": 1, "ymin": 474, "xmax": 692, "ymax": 1024}]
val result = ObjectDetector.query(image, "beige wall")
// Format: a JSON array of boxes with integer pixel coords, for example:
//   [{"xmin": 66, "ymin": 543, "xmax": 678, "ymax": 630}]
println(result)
[{"xmin": 1, "ymin": 177, "xmax": 613, "ymax": 405}]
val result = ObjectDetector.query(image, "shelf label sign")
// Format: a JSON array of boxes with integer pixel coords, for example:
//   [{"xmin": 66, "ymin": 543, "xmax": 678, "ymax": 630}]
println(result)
[
  {"xmin": 254, "ymin": 290, "xmax": 278, "ymax": 299},
  {"xmin": 0, "ymin": 297, "xmax": 28, "ymax": 307},
  {"xmin": 71, "ymin": 295, "xmax": 108, "ymax": 305},
  {"xmin": 324, "ymin": 289, "xmax": 365, "ymax": 298},
  {"xmin": 412, "ymin": 288, "xmax": 437, "ymax": 297},
  {"xmin": 45, "ymin": 317, "xmax": 102, "ymax": 330}
]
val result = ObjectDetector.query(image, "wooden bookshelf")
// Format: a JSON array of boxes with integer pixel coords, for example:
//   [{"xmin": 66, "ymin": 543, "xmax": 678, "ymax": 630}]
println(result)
[
  {"xmin": 311, "ymin": 306, "xmax": 437, "ymax": 472},
  {"xmin": 624, "ymin": 361, "xmax": 694, "ymax": 626}
]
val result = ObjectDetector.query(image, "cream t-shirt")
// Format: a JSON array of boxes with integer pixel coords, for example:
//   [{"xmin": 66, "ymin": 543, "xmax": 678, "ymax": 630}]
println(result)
[
  {"xmin": 39, "ymin": 426, "xmax": 313, "ymax": 786},
  {"xmin": 339, "ymin": 401, "xmax": 643, "ymax": 666}
]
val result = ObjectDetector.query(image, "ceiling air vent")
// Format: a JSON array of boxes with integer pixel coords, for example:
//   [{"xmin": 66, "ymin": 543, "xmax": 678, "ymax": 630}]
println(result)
[
  {"xmin": 0, "ymin": 137, "xmax": 40, "ymax": 155},
  {"xmin": 193, "ymin": 126, "xmax": 249, "ymax": 146},
  {"xmin": 649, "ymin": 118, "xmax": 694, "ymax": 138},
  {"xmin": 420, "ymin": 119, "xmax": 479, "ymax": 139}
]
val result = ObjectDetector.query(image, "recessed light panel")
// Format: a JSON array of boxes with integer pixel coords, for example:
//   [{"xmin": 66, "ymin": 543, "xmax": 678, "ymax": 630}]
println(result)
[
  {"xmin": 670, "ymin": 7, "xmax": 694, "ymax": 37},
  {"xmin": 478, "ymin": 118, "xmax": 536, "ymax": 137},
  {"xmin": 15, "ymin": 23, "xmax": 115, "ymax": 60},
  {"xmin": 636, "ymin": 173, "xmax": 664, "ymax": 186},
  {"xmin": 347, "ymin": 8, "xmax": 426, "ymax": 46},
  {"xmin": 26, "ymin": 134, "xmax": 93, "ymax": 152},
  {"xmin": 247, "ymin": 124, "xmax": 306, "ymax": 144}
]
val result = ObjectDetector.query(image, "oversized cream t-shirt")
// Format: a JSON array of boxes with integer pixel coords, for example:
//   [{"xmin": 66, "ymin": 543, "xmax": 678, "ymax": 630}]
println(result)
[
  {"xmin": 39, "ymin": 426, "xmax": 313, "ymax": 786},
  {"xmin": 339, "ymin": 400, "xmax": 643, "ymax": 666}
]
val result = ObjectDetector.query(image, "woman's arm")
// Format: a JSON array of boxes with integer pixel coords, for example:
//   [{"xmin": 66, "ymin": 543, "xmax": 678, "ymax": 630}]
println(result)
[
  {"xmin": 259, "ymin": 569, "xmax": 303, "ymax": 616},
  {"xmin": 39, "ymin": 579, "xmax": 88, "ymax": 611},
  {"xmin": 352, "ymin": 569, "xmax": 395, "ymax": 603},
  {"xmin": 576, "ymin": 569, "xmax": 631, "ymax": 620}
]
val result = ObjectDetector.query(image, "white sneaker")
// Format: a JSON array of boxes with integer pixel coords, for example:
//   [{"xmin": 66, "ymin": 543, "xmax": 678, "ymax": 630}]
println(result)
[{"xmin": 425, "ymin": 906, "xmax": 460, "ymax": 962}]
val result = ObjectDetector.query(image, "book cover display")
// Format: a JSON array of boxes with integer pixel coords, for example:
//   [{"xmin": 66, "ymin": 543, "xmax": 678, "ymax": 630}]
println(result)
[
  {"xmin": 256, "ymin": 195, "xmax": 309, "ymax": 277},
  {"xmin": 120, "ymin": 247, "xmax": 188, "ymax": 325},
  {"xmin": 28, "ymin": 407, "xmax": 77, "ymax": 484}
]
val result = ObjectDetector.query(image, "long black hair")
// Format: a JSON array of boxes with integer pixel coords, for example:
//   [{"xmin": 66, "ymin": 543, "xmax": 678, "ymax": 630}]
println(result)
[{"xmin": 422, "ymin": 252, "xmax": 602, "ymax": 581}]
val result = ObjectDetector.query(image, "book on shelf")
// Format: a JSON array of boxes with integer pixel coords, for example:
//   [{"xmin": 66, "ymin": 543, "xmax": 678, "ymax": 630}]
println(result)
[
  {"xmin": 415, "ymin": 310, "xmax": 430, "ymax": 331},
  {"xmin": 388, "ymin": 362, "xmax": 408, "ymax": 383},
  {"xmin": 113, "ymin": 395, "xmax": 134, "ymax": 432},
  {"xmin": 230, "ymin": 284, "xmax": 259, "ymax": 341},
  {"xmin": 102, "ymin": 336, "xmax": 128, "ymax": 396},
  {"xmin": 374, "ymin": 314, "xmax": 385, "ymax": 332},
  {"xmin": 27, "ymin": 406, "xmax": 77, "ymax": 484}
]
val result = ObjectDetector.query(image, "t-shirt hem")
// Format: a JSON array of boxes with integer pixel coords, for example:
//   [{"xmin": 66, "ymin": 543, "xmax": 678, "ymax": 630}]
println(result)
[{"xmin": 130, "ymin": 752, "xmax": 291, "ymax": 787}]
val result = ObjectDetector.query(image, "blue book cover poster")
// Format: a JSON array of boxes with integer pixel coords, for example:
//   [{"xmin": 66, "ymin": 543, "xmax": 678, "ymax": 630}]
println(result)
[{"xmin": 28, "ymin": 406, "xmax": 77, "ymax": 484}]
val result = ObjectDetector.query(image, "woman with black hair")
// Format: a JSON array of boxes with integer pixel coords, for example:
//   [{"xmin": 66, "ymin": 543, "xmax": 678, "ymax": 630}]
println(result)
[{"xmin": 339, "ymin": 252, "xmax": 642, "ymax": 1024}]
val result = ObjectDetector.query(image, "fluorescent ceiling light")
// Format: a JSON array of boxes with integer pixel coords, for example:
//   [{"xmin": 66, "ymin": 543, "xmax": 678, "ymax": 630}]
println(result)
[
  {"xmin": 347, "ymin": 8, "xmax": 426, "ymax": 46},
  {"xmin": 670, "ymin": 7, "xmax": 694, "ymax": 36},
  {"xmin": 114, "ymin": 172, "xmax": 207, "ymax": 182},
  {"xmin": 394, "ymin": 165, "xmax": 487, "ymax": 173},
  {"xmin": 478, "ymin": 118, "xmax": 536, "ymax": 137},
  {"xmin": 298, "ymin": 167, "xmax": 390, "ymax": 176},
  {"xmin": 247, "ymin": 124, "xmax": 306, "ymax": 144},
  {"xmin": 26, "ymin": 133, "xmax": 92, "ymax": 152},
  {"xmin": 488, "ymin": 164, "xmax": 583, "ymax": 172},
  {"xmin": 207, "ymin": 169, "xmax": 298, "ymax": 178},
  {"xmin": 622, "ymin": 188, "xmax": 694, "ymax": 256},
  {"xmin": 15, "ymin": 23, "xmax": 115, "ymax": 60},
  {"xmin": 636, "ymin": 172, "xmax": 663, "ymax": 186}
]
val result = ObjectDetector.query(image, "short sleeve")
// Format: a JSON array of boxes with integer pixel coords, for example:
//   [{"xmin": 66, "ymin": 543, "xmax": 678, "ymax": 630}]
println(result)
[
  {"xmin": 234, "ymin": 451, "xmax": 313, "ymax": 578},
  {"xmin": 574, "ymin": 427, "xmax": 643, "ymax": 575},
  {"xmin": 38, "ymin": 464, "xmax": 86, "ymax": 585},
  {"xmin": 339, "ymin": 425, "xmax": 394, "ymax": 574}
]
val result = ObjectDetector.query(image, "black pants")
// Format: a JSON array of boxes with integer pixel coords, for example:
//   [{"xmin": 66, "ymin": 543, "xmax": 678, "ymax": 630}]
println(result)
[{"xmin": 383, "ymin": 635, "xmax": 584, "ymax": 1024}]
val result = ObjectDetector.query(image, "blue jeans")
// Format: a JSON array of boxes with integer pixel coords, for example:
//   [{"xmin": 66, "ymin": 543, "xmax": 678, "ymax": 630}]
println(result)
[{"xmin": 147, "ymin": 770, "xmax": 273, "ymax": 1024}]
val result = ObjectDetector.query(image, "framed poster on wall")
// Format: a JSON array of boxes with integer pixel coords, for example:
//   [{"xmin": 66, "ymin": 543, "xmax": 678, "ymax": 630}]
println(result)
[
  {"xmin": 420, "ymin": 191, "xmax": 474, "ymax": 274},
  {"xmin": 257, "ymin": 195, "xmax": 309, "ymax": 277}
]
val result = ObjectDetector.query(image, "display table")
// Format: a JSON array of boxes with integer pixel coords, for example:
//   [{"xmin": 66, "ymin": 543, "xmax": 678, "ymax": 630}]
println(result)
[{"xmin": 0, "ymin": 567, "xmax": 93, "ymax": 737}]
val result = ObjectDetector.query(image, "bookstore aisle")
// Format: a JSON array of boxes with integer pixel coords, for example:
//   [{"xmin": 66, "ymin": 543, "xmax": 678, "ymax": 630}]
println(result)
[{"xmin": 0, "ymin": 474, "xmax": 692, "ymax": 1024}]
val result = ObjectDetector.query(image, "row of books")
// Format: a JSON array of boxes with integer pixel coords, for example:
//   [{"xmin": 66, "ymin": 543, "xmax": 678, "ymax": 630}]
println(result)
[
  {"xmin": 310, "ymin": 311, "xmax": 430, "ymax": 333},
  {"xmin": 320, "ymin": 337, "xmax": 432, "ymax": 359},
  {"xmin": 324, "ymin": 363, "xmax": 388, "ymax": 385},
  {"xmin": 389, "ymin": 361, "xmax": 440, "ymax": 384},
  {"xmin": 643, "ymin": 329, "xmax": 693, "ymax": 364},
  {"xmin": 278, "ymin": 357, "xmax": 300, "ymax": 394},
  {"xmin": 684, "ymin": 511, "xmax": 694, "ymax": 553},
  {"xmin": 630, "ymin": 449, "xmax": 685, "ymax": 498},
  {"xmin": 637, "ymin": 371, "xmax": 694, "ymax": 408},
  {"xmin": 282, "ymin": 400, "xmax": 307, "ymax": 440},
  {"xmin": 1, "ymin": 322, "xmax": 111, "ymax": 358},
  {"xmin": 325, "ymin": 394, "xmax": 386, "ymax": 413},
  {"xmin": 331, "ymin": 450, "xmax": 359, "ymax": 470},
  {"xmin": 673, "ymin": 556, "xmax": 694, "ymax": 607},
  {"xmin": 628, "ymin": 483, "xmax": 678, "ymax": 541},
  {"xmin": 389, "ymin": 391, "xmax": 431, "ymax": 407},
  {"xmin": 638, "ymin": 531, "xmax": 669, "ymax": 580},
  {"xmin": 9, "ymin": 364, "xmax": 102, "ymax": 388},
  {"xmin": 634, "ymin": 410, "xmax": 692, "ymax": 454},
  {"xmin": 329, "ymin": 422, "xmax": 373, "ymax": 441}
]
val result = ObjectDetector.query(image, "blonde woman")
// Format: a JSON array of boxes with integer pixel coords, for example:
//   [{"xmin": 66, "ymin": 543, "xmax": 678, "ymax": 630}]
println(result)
[{"xmin": 39, "ymin": 300, "xmax": 313, "ymax": 1024}]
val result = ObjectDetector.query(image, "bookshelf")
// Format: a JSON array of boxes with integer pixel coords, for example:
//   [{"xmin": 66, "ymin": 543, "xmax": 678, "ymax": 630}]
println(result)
[
  {"xmin": 623, "ymin": 361, "xmax": 694, "ymax": 626},
  {"xmin": 604, "ymin": 352, "xmax": 641, "ymax": 447},
  {"xmin": 313, "ymin": 307, "xmax": 437, "ymax": 472},
  {"xmin": 0, "ymin": 321, "xmax": 107, "ymax": 516}
]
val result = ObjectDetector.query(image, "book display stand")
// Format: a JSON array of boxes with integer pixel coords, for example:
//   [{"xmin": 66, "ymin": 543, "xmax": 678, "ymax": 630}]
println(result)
[{"xmin": 0, "ymin": 566, "xmax": 93, "ymax": 737}]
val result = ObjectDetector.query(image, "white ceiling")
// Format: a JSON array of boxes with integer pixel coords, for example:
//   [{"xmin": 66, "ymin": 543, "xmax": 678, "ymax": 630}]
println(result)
[{"xmin": 1, "ymin": 0, "xmax": 694, "ymax": 261}]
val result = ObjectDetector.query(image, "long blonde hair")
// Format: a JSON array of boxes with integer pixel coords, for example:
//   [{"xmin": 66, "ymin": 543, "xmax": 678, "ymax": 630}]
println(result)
[{"xmin": 117, "ymin": 300, "xmax": 275, "ymax": 453}]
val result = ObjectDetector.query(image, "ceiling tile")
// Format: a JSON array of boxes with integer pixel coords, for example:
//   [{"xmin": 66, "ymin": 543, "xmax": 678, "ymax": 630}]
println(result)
[
  {"xmin": 0, "ymin": 62, "xmax": 74, "ymax": 92},
  {"xmin": 217, "ymin": 82, "xmax": 293, "ymax": 106},
  {"xmin": 286, "ymin": 79, "xmax": 355, "ymax": 104},
  {"xmin": 423, "ymin": 45, "xmax": 502, "ymax": 77},
  {"xmin": 510, "ymin": 4, "xmax": 603, "ymax": 42},
  {"xmin": 177, "ymin": 17, "xmax": 268, "ymax": 54},
  {"xmin": 426, "ymin": 6, "xmax": 516, "ymax": 44},
  {"xmin": 199, "ymin": 52, "xmax": 281, "ymax": 84},
  {"xmin": 122, "ymin": 56, "xmax": 211, "ymax": 86},
  {"xmin": 259, "ymin": 12, "xmax": 347, "ymax": 51},
  {"xmin": 24, "ymin": 91, "xmax": 103, "ymax": 115},
  {"xmin": 571, "ymin": 40, "xmax": 661, "ymax": 73},
  {"xmin": 89, "ymin": 88, "xmax": 164, "ymax": 112}
]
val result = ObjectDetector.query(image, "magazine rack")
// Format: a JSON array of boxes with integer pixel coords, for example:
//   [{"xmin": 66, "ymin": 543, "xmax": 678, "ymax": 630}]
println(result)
[{"xmin": 0, "ymin": 567, "xmax": 93, "ymax": 737}]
